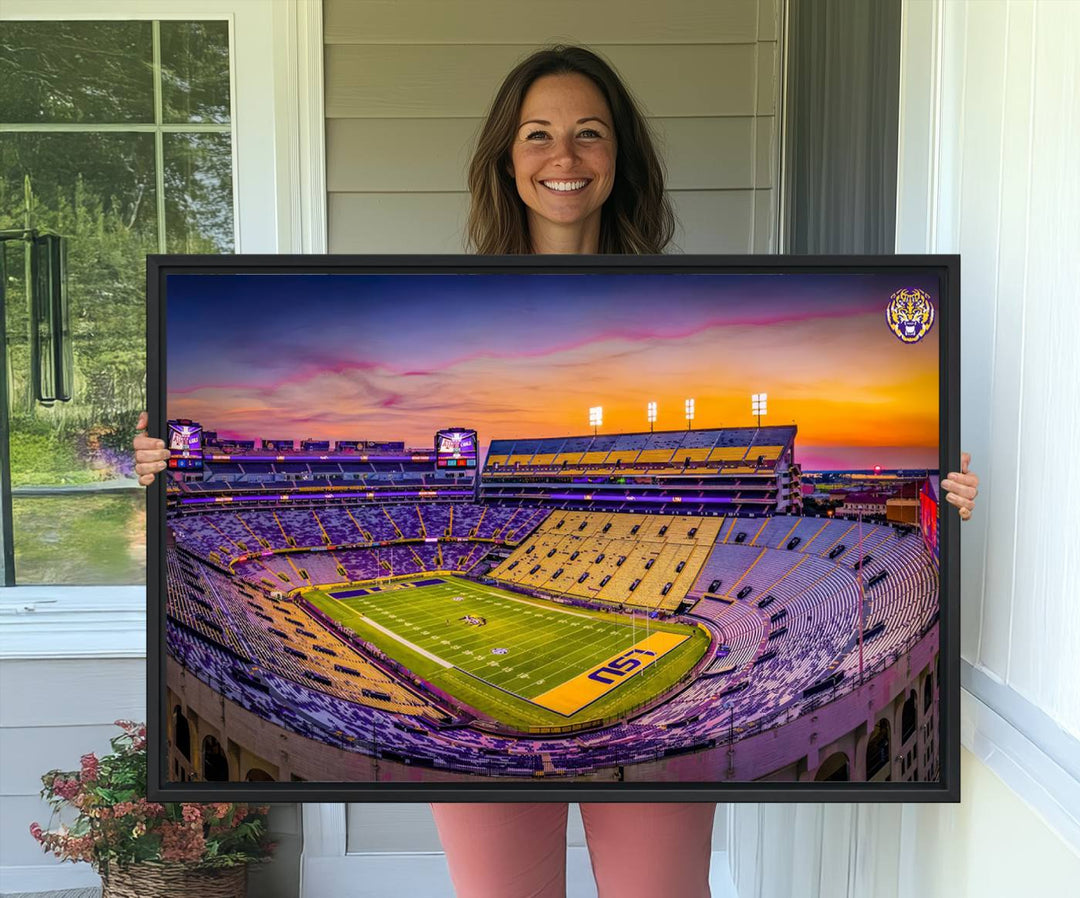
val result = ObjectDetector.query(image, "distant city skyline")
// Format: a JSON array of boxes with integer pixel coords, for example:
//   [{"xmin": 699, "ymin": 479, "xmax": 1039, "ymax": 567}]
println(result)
[{"xmin": 167, "ymin": 271, "xmax": 941, "ymax": 471}]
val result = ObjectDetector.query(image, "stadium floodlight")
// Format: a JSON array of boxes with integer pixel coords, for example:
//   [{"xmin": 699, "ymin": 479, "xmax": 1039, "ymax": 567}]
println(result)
[
  {"xmin": 589, "ymin": 405, "xmax": 603, "ymax": 435},
  {"xmin": 684, "ymin": 397, "xmax": 695, "ymax": 430},
  {"xmin": 752, "ymin": 392, "xmax": 768, "ymax": 427},
  {"xmin": 647, "ymin": 401, "xmax": 657, "ymax": 432}
]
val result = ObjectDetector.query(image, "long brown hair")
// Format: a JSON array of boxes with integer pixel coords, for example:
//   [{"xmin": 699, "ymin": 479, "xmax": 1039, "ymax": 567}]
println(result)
[{"xmin": 466, "ymin": 46, "xmax": 675, "ymax": 255}]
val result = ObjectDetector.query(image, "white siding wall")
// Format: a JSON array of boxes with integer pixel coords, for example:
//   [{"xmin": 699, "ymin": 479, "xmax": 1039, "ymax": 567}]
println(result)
[{"xmin": 324, "ymin": 0, "xmax": 782, "ymax": 254}]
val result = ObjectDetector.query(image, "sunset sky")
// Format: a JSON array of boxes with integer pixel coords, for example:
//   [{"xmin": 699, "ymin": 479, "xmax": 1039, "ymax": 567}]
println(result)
[{"xmin": 166, "ymin": 271, "xmax": 941, "ymax": 471}]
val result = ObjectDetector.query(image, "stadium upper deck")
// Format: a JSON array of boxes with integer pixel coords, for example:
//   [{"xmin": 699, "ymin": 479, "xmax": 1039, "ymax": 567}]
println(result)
[
  {"xmin": 485, "ymin": 425, "xmax": 796, "ymax": 474},
  {"xmin": 480, "ymin": 425, "xmax": 802, "ymax": 517}
]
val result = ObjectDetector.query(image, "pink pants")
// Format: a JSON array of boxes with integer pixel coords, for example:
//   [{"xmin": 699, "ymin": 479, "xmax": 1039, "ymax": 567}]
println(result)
[{"xmin": 430, "ymin": 802, "xmax": 716, "ymax": 898}]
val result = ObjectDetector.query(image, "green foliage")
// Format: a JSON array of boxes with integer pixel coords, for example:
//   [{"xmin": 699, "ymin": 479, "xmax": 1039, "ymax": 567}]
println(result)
[{"xmin": 7, "ymin": 424, "xmax": 94, "ymax": 485}]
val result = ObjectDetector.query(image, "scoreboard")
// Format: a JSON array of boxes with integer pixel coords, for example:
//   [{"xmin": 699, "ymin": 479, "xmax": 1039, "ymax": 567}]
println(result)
[
  {"xmin": 263, "ymin": 439, "xmax": 295, "ymax": 452},
  {"xmin": 167, "ymin": 419, "xmax": 203, "ymax": 471},
  {"xmin": 435, "ymin": 428, "xmax": 477, "ymax": 470},
  {"xmin": 336, "ymin": 440, "xmax": 406, "ymax": 452}
]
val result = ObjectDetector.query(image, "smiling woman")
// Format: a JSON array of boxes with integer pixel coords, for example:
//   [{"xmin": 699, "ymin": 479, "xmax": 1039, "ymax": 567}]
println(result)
[{"xmin": 466, "ymin": 45, "xmax": 674, "ymax": 255}]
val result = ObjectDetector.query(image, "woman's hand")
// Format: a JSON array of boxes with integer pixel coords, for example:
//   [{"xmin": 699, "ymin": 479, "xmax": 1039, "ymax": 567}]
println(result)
[
  {"xmin": 133, "ymin": 411, "xmax": 170, "ymax": 487},
  {"xmin": 941, "ymin": 452, "xmax": 979, "ymax": 521}
]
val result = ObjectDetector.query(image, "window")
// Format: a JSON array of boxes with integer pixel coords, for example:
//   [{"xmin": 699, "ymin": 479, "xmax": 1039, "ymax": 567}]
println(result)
[{"xmin": 1, "ymin": 18, "xmax": 234, "ymax": 585}]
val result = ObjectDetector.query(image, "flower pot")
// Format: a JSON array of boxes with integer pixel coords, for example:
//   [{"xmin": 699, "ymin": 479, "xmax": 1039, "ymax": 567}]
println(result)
[{"xmin": 101, "ymin": 861, "xmax": 247, "ymax": 898}]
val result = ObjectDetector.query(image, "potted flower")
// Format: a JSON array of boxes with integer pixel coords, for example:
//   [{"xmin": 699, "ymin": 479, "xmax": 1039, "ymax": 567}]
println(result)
[{"xmin": 30, "ymin": 720, "xmax": 275, "ymax": 897}]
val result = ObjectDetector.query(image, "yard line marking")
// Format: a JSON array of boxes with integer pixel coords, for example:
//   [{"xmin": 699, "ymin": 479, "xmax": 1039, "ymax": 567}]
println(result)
[
  {"xmin": 323, "ymin": 592, "xmax": 452, "ymax": 668},
  {"xmin": 451, "ymin": 578, "xmax": 650, "ymax": 630}
]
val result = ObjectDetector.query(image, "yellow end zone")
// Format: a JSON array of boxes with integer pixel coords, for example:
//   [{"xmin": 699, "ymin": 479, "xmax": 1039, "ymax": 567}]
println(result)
[{"xmin": 532, "ymin": 630, "xmax": 689, "ymax": 716}]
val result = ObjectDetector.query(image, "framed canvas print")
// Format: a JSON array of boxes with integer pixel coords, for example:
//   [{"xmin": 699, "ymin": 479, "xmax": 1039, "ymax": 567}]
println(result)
[{"xmin": 147, "ymin": 254, "xmax": 960, "ymax": 803}]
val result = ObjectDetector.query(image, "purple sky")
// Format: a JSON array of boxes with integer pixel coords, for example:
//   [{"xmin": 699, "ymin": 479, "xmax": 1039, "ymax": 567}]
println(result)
[{"xmin": 166, "ymin": 271, "xmax": 942, "ymax": 471}]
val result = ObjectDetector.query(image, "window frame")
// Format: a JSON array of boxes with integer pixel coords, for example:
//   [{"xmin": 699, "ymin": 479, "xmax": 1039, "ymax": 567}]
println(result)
[{"xmin": 0, "ymin": 0, "xmax": 326, "ymax": 654}]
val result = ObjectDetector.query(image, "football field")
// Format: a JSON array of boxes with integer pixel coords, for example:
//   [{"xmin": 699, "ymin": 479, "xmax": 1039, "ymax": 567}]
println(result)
[{"xmin": 302, "ymin": 575, "xmax": 709, "ymax": 730}]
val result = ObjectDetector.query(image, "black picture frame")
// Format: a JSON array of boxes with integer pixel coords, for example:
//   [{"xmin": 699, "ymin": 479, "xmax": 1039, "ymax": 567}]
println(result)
[{"xmin": 147, "ymin": 253, "xmax": 960, "ymax": 804}]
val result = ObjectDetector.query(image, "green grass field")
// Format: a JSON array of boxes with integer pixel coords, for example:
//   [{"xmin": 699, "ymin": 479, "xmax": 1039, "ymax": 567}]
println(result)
[{"xmin": 303, "ymin": 575, "xmax": 709, "ymax": 730}]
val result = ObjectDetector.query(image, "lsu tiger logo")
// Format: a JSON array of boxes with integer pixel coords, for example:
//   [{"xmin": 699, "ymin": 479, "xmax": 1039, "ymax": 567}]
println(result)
[{"xmin": 886, "ymin": 288, "xmax": 935, "ymax": 344}]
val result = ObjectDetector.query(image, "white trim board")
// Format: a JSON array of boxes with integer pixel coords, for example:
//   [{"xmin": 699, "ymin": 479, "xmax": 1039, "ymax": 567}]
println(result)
[
  {"xmin": 0, "ymin": 587, "xmax": 146, "ymax": 660},
  {"xmin": 272, "ymin": 0, "xmax": 328, "ymax": 254},
  {"xmin": 960, "ymin": 679, "xmax": 1080, "ymax": 855}
]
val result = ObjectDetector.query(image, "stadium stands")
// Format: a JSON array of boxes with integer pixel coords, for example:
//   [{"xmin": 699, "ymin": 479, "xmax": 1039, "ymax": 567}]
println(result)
[
  {"xmin": 167, "ymin": 509, "xmax": 936, "ymax": 775},
  {"xmin": 166, "ymin": 428, "xmax": 937, "ymax": 780},
  {"xmin": 489, "ymin": 510, "xmax": 722, "ymax": 612}
]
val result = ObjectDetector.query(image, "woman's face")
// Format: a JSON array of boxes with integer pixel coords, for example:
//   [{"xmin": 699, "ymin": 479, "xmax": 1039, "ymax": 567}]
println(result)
[{"xmin": 509, "ymin": 73, "xmax": 617, "ymax": 235}]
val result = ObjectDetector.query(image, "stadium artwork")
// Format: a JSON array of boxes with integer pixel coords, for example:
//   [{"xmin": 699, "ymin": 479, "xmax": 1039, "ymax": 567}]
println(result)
[{"xmin": 147, "ymin": 255, "xmax": 960, "ymax": 803}]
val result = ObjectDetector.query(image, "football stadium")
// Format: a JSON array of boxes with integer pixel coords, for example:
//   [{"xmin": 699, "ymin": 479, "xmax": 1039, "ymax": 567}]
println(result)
[{"xmin": 164, "ymin": 422, "xmax": 941, "ymax": 784}]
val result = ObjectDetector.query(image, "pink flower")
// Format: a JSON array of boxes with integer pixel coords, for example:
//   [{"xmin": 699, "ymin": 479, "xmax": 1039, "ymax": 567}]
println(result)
[
  {"xmin": 29, "ymin": 822, "xmax": 43, "ymax": 842},
  {"xmin": 80, "ymin": 753, "xmax": 100, "ymax": 782},
  {"xmin": 52, "ymin": 777, "xmax": 80, "ymax": 801},
  {"xmin": 160, "ymin": 821, "xmax": 206, "ymax": 863},
  {"xmin": 137, "ymin": 799, "xmax": 166, "ymax": 818},
  {"xmin": 60, "ymin": 833, "xmax": 96, "ymax": 864},
  {"xmin": 181, "ymin": 804, "xmax": 203, "ymax": 824}
]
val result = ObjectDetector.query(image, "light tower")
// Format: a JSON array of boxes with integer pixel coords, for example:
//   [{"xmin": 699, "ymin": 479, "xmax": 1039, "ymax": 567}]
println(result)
[
  {"xmin": 752, "ymin": 392, "xmax": 768, "ymax": 427},
  {"xmin": 684, "ymin": 397, "xmax": 695, "ymax": 431},
  {"xmin": 589, "ymin": 406, "xmax": 603, "ymax": 436},
  {"xmin": 647, "ymin": 401, "xmax": 657, "ymax": 433}
]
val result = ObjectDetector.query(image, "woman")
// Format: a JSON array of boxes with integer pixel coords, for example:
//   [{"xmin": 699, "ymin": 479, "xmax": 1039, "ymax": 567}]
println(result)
[{"xmin": 135, "ymin": 45, "xmax": 979, "ymax": 898}]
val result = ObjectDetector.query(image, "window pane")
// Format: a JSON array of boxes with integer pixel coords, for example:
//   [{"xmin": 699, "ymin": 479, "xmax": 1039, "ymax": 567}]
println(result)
[
  {"xmin": 164, "ymin": 133, "xmax": 235, "ymax": 253},
  {"xmin": 160, "ymin": 21, "xmax": 232, "ymax": 124},
  {"xmin": 0, "ymin": 21, "xmax": 154, "ymax": 124},
  {"xmin": 0, "ymin": 21, "xmax": 234, "ymax": 587},
  {"xmin": 2, "ymin": 131, "xmax": 156, "ymax": 584},
  {"xmin": 12, "ymin": 492, "xmax": 145, "ymax": 585},
  {"xmin": 1, "ymin": 132, "xmax": 157, "ymax": 478}
]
